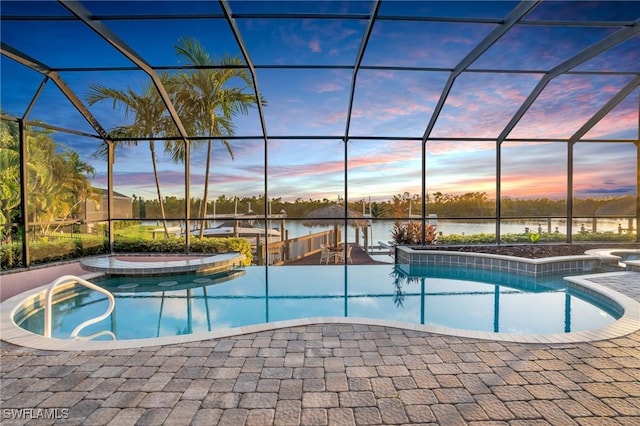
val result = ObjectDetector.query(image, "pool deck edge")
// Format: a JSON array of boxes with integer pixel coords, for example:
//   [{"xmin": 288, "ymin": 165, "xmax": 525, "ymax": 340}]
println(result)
[{"xmin": 79, "ymin": 252, "xmax": 245, "ymax": 275}]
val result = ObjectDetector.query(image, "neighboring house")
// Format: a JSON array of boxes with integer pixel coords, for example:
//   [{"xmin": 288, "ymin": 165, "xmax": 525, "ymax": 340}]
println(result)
[{"xmin": 84, "ymin": 188, "xmax": 132, "ymax": 223}]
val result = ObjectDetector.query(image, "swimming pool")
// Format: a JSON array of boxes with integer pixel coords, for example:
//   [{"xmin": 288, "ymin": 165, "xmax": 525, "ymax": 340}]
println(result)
[{"xmin": 14, "ymin": 264, "xmax": 621, "ymax": 341}]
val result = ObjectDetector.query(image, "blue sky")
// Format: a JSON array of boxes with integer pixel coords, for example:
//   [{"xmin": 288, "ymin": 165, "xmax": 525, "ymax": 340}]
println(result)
[{"xmin": 1, "ymin": 0, "xmax": 638, "ymax": 203}]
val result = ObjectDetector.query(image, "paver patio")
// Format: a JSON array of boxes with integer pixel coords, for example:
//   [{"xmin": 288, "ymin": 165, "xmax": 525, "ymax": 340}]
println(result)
[{"xmin": 1, "ymin": 267, "xmax": 639, "ymax": 425}]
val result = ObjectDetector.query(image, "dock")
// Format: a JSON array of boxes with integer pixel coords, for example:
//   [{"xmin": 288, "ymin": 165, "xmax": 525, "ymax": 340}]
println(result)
[{"xmin": 284, "ymin": 245, "xmax": 390, "ymax": 265}]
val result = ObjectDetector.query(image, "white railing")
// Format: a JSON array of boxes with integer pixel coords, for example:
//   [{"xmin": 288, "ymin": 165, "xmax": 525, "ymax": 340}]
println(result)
[
  {"xmin": 44, "ymin": 275, "xmax": 115, "ymax": 339},
  {"xmin": 259, "ymin": 230, "xmax": 335, "ymax": 264}
]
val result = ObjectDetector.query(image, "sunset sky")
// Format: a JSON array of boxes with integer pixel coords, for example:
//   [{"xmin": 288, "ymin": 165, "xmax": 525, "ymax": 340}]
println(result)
[{"xmin": 1, "ymin": 0, "xmax": 638, "ymax": 203}]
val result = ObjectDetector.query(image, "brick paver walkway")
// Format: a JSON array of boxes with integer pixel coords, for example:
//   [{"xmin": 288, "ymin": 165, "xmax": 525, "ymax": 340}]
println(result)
[{"xmin": 1, "ymin": 275, "xmax": 639, "ymax": 425}]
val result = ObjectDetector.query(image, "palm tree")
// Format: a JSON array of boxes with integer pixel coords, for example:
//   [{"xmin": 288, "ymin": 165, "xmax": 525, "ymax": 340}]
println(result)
[
  {"xmin": 170, "ymin": 36, "xmax": 262, "ymax": 238},
  {"xmin": 24, "ymin": 130, "xmax": 57, "ymax": 230},
  {"xmin": 49, "ymin": 150, "xmax": 97, "ymax": 233},
  {"xmin": 0, "ymin": 120, "xmax": 21, "ymax": 241},
  {"xmin": 87, "ymin": 75, "xmax": 175, "ymax": 237},
  {"xmin": 370, "ymin": 202, "xmax": 387, "ymax": 218}
]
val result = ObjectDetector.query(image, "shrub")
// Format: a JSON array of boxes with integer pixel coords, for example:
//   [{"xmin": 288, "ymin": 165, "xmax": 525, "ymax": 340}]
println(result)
[
  {"xmin": 113, "ymin": 236, "xmax": 253, "ymax": 266},
  {"xmin": 391, "ymin": 221, "xmax": 437, "ymax": 245},
  {"xmin": 437, "ymin": 233, "xmax": 496, "ymax": 245},
  {"xmin": 29, "ymin": 239, "xmax": 78, "ymax": 263},
  {"xmin": 435, "ymin": 230, "xmax": 633, "ymax": 246},
  {"xmin": 0, "ymin": 243, "xmax": 23, "ymax": 269},
  {"xmin": 191, "ymin": 238, "xmax": 252, "ymax": 265},
  {"xmin": 573, "ymin": 231, "xmax": 635, "ymax": 242},
  {"xmin": 113, "ymin": 237, "xmax": 186, "ymax": 253}
]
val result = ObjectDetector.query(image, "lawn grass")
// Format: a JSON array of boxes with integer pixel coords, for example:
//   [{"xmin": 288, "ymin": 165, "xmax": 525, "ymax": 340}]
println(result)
[{"xmin": 113, "ymin": 224, "xmax": 158, "ymax": 240}]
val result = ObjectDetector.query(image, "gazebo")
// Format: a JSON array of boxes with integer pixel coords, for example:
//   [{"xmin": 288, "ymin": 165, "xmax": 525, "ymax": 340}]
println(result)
[{"xmin": 303, "ymin": 204, "xmax": 369, "ymax": 248}]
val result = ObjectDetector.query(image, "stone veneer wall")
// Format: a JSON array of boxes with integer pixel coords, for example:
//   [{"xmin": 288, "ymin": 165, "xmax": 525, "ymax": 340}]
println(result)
[{"xmin": 395, "ymin": 246, "xmax": 602, "ymax": 278}]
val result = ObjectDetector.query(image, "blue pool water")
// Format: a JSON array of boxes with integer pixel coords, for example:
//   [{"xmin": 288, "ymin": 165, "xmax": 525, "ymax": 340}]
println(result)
[{"xmin": 16, "ymin": 265, "xmax": 619, "ymax": 340}]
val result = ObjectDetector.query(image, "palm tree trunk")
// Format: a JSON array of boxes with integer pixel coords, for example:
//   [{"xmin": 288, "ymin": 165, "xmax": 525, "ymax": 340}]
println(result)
[
  {"xmin": 149, "ymin": 141, "xmax": 169, "ymax": 238},
  {"xmin": 198, "ymin": 140, "xmax": 212, "ymax": 238},
  {"xmin": 51, "ymin": 199, "xmax": 84, "ymax": 234}
]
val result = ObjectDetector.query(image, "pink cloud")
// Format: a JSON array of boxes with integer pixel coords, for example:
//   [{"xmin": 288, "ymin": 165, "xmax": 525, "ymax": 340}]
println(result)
[
  {"xmin": 427, "ymin": 141, "xmax": 495, "ymax": 155},
  {"xmin": 584, "ymin": 109, "xmax": 638, "ymax": 138},
  {"xmin": 508, "ymin": 75, "xmax": 634, "ymax": 139},
  {"xmin": 309, "ymin": 38, "xmax": 321, "ymax": 53},
  {"xmin": 314, "ymin": 81, "xmax": 344, "ymax": 93},
  {"xmin": 501, "ymin": 174, "xmax": 567, "ymax": 199},
  {"xmin": 270, "ymin": 160, "xmax": 343, "ymax": 179},
  {"xmin": 380, "ymin": 101, "xmax": 432, "ymax": 117},
  {"xmin": 428, "ymin": 174, "xmax": 497, "ymax": 196},
  {"xmin": 113, "ymin": 170, "xmax": 186, "ymax": 198}
]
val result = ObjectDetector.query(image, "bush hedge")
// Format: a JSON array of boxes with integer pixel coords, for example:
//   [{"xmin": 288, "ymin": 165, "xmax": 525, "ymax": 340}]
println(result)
[
  {"xmin": 1, "ymin": 231, "xmax": 633, "ymax": 270},
  {"xmin": 1, "ymin": 236, "xmax": 252, "ymax": 270},
  {"xmin": 1, "ymin": 237, "xmax": 108, "ymax": 270},
  {"xmin": 113, "ymin": 236, "xmax": 252, "ymax": 266},
  {"xmin": 437, "ymin": 231, "xmax": 634, "ymax": 245}
]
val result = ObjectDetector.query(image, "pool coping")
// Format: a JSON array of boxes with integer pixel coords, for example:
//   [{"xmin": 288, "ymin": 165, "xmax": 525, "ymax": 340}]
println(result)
[
  {"xmin": 584, "ymin": 247, "xmax": 640, "ymax": 271},
  {"xmin": 396, "ymin": 246, "xmax": 604, "ymax": 277},
  {"xmin": 2, "ymin": 269, "xmax": 639, "ymax": 351},
  {"xmin": 79, "ymin": 252, "xmax": 245, "ymax": 275}
]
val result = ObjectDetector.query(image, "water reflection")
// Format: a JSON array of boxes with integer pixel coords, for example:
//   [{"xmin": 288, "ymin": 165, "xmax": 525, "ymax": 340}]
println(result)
[{"xmin": 17, "ymin": 265, "xmax": 617, "ymax": 340}]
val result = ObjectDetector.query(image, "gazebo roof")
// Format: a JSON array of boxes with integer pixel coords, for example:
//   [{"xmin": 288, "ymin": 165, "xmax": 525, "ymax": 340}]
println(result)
[{"xmin": 303, "ymin": 204, "xmax": 369, "ymax": 228}]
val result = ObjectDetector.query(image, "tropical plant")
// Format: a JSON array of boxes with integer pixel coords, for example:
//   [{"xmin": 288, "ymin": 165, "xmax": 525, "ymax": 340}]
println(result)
[
  {"xmin": 391, "ymin": 220, "xmax": 437, "ymax": 245},
  {"xmin": 369, "ymin": 202, "xmax": 387, "ymax": 218},
  {"xmin": 386, "ymin": 192, "xmax": 412, "ymax": 217},
  {"xmin": 0, "ymin": 120, "xmax": 21, "ymax": 241},
  {"xmin": 86, "ymin": 73, "xmax": 176, "ymax": 237},
  {"xmin": 0, "ymin": 121, "xmax": 96, "ymax": 240},
  {"xmin": 170, "ymin": 36, "xmax": 263, "ymax": 237},
  {"xmin": 48, "ymin": 150, "xmax": 97, "ymax": 233}
]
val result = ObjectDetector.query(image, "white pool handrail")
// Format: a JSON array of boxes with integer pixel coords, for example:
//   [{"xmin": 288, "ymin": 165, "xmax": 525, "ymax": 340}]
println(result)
[{"xmin": 44, "ymin": 275, "xmax": 115, "ymax": 339}]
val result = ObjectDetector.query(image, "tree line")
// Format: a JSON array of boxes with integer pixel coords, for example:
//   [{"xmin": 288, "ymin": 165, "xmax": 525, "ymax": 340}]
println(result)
[{"xmin": 129, "ymin": 192, "xmax": 635, "ymax": 221}]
